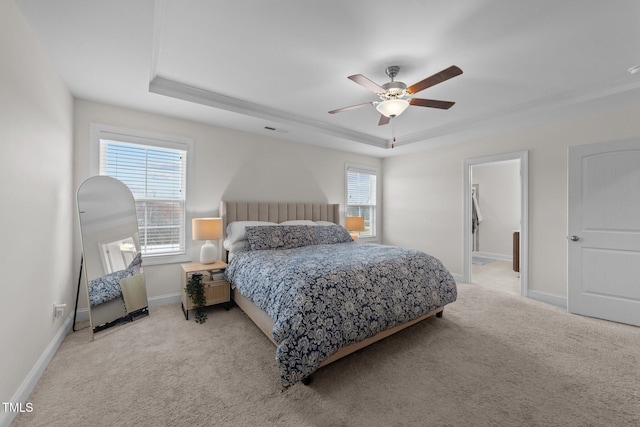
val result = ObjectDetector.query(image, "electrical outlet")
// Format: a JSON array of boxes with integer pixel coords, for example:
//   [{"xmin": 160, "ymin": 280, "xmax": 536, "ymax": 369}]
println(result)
[{"xmin": 54, "ymin": 303, "xmax": 66, "ymax": 319}]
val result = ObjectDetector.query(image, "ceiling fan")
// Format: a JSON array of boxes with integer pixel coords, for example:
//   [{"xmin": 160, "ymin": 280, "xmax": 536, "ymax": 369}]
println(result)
[{"xmin": 329, "ymin": 65, "xmax": 463, "ymax": 126}]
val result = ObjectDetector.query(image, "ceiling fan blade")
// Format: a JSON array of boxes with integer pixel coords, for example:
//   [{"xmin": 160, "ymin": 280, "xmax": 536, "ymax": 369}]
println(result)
[
  {"xmin": 406, "ymin": 65, "xmax": 463, "ymax": 95},
  {"xmin": 348, "ymin": 74, "xmax": 385, "ymax": 94},
  {"xmin": 409, "ymin": 98, "xmax": 456, "ymax": 109},
  {"xmin": 378, "ymin": 114, "xmax": 390, "ymax": 126},
  {"xmin": 328, "ymin": 102, "xmax": 375, "ymax": 114}
]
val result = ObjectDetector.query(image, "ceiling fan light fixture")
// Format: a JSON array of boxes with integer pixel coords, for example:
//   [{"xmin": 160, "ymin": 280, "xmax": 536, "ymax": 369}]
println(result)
[{"xmin": 376, "ymin": 99, "xmax": 409, "ymax": 118}]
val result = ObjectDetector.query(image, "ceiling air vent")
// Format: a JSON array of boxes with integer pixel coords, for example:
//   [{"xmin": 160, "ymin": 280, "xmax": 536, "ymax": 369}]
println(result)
[{"xmin": 263, "ymin": 126, "xmax": 288, "ymax": 133}]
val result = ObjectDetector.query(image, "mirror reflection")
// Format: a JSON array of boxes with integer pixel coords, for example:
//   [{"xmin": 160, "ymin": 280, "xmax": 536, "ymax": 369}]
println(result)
[{"xmin": 77, "ymin": 176, "xmax": 149, "ymax": 337}]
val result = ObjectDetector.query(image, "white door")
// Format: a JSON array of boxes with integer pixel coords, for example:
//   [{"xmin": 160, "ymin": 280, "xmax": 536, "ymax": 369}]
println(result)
[{"xmin": 568, "ymin": 139, "xmax": 640, "ymax": 326}]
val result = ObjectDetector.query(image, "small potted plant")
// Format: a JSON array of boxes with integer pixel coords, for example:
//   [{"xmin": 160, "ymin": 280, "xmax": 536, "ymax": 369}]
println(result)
[{"xmin": 185, "ymin": 273, "xmax": 207, "ymax": 324}]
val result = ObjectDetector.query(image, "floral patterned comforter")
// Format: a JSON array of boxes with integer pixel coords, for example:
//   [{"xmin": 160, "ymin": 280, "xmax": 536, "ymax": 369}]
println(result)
[
  {"xmin": 88, "ymin": 252, "xmax": 142, "ymax": 306},
  {"xmin": 88, "ymin": 269, "xmax": 131, "ymax": 306},
  {"xmin": 225, "ymin": 242, "xmax": 457, "ymax": 387}
]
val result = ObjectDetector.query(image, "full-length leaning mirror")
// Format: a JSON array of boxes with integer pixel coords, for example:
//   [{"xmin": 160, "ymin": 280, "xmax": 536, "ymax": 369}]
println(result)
[{"xmin": 77, "ymin": 176, "xmax": 149, "ymax": 339}]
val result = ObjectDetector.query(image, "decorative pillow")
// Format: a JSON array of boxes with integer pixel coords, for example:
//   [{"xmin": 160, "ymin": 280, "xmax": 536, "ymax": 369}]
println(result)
[
  {"xmin": 310, "ymin": 224, "xmax": 353, "ymax": 245},
  {"xmin": 127, "ymin": 251, "xmax": 142, "ymax": 272},
  {"xmin": 224, "ymin": 221, "xmax": 277, "ymax": 250},
  {"xmin": 245, "ymin": 225, "xmax": 315, "ymax": 250}
]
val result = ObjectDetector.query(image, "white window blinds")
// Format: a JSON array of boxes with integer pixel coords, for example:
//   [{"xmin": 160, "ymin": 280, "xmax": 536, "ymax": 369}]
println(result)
[
  {"xmin": 346, "ymin": 167, "xmax": 377, "ymax": 238},
  {"xmin": 99, "ymin": 139, "xmax": 187, "ymax": 257}
]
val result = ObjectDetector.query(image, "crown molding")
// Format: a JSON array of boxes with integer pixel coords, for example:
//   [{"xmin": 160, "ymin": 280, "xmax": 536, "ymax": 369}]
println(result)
[
  {"xmin": 149, "ymin": 76, "xmax": 388, "ymax": 149},
  {"xmin": 149, "ymin": 74, "xmax": 640, "ymax": 151},
  {"xmin": 394, "ymin": 77, "xmax": 640, "ymax": 148}
]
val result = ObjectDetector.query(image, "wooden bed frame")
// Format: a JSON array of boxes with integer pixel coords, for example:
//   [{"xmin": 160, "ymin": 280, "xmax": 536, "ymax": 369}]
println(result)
[
  {"xmin": 220, "ymin": 201, "xmax": 445, "ymax": 380},
  {"xmin": 232, "ymin": 289, "xmax": 443, "ymax": 370}
]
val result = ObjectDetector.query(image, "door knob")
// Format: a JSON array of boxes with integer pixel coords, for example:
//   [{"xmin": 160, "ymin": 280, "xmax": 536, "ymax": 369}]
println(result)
[{"xmin": 569, "ymin": 235, "xmax": 580, "ymax": 241}]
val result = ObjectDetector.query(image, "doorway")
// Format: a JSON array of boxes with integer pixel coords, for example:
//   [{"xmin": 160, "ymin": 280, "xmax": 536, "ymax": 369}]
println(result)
[{"xmin": 463, "ymin": 151, "xmax": 529, "ymax": 296}]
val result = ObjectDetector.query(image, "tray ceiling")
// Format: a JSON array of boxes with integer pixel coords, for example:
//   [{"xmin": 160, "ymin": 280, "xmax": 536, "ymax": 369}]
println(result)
[{"xmin": 16, "ymin": 0, "xmax": 640, "ymax": 157}]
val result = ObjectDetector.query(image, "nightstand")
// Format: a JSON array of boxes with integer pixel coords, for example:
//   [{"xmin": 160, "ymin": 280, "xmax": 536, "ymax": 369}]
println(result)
[{"xmin": 180, "ymin": 261, "xmax": 230, "ymax": 320}]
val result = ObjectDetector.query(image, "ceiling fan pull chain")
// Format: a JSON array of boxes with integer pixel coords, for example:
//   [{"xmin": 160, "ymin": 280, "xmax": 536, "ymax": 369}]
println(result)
[{"xmin": 391, "ymin": 120, "xmax": 396, "ymax": 148}]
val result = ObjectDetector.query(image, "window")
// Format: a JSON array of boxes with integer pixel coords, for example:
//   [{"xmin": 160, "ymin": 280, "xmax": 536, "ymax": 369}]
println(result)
[
  {"xmin": 346, "ymin": 165, "xmax": 378, "ymax": 238},
  {"xmin": 91, "ymin": 124, "xmax": 193, "ymax": 263}
]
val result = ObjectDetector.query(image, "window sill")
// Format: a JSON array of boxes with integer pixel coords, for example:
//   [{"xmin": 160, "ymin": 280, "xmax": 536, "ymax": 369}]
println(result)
[{"xmin": 142, "ymin": 254, "xmax": 191, "ymax": 267}]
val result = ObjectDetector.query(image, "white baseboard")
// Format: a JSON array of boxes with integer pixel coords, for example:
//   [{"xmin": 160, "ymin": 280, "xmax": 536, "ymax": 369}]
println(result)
[
  {"xmin": 0, "ymin": 315, "xmax": 73, "ymax": 427},
  {"xmin": 472, "ymin": 251, "xmax": 512, "ymax": 262},
  {"xmin": 527, "ymin": 290, "xmax": 567, "ymax": 309},
  {"xmin": 148, "ymin": 292, "xmax": 180, "ymax": 307},
  {"xmin": 453, "ymin": 273, "xmax": 567, "ymax": 311}
]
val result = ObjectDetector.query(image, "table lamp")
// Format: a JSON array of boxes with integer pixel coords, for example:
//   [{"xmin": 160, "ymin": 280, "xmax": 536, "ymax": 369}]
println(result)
[
  {"xmin": 192, "ymin": 217, "xmax": 223, "ymax": 264},
  {"xmin": 345, "ymin": 216, "xmax": 365, "ymax": 241}
]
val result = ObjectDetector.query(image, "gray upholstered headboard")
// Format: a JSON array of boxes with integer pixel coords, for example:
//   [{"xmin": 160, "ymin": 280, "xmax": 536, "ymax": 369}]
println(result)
[
  {"xmin": 220, "ymin": 201, "xmax": 340, "ymax": 232},
  {"xmin": 220, "ymin": 201, "xmax": 341, "ymax": 262}
]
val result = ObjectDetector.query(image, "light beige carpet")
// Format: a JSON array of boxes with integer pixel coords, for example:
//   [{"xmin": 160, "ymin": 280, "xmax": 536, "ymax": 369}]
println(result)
[{"xmin": 12, "ymin": 283, "xmax": 640, "ymax": 427}]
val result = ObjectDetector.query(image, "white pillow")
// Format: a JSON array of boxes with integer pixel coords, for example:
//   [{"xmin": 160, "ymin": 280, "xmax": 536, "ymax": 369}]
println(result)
[
  {"xmin": 224, "ymin": 221, "xmax": 277, "ymax": 249},
  {"xmin": 314, "ymin": 221, "xmax": 337, "ymax": 226},
  {"xmin": 280, "ymin": 220, "xmax": 317, "ymax": 226},
  {"xmin": 225, "ymin": 240, "xmax": 251, "ymax": 253}
]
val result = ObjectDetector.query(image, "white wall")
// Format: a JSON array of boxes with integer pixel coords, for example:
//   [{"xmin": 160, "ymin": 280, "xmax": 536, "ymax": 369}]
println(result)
[
  {"xmin": 73, "ymin": 100, "xmax": 382, "ymax": 304},
  {"xmin": 472, "ymin": 160, "xmax": 520, "ymax": 258},
  {"xmin": 0, "ymin": 0, "xmax": 74, "ymax": 415},
  {"xmin": 383, "ymin": 105, "xmax": 640, "ymax": 299}
]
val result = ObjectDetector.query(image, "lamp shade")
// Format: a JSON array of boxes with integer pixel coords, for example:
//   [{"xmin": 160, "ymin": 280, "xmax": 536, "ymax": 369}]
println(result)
[
  {"xmin": 192, "ymin": 218, "xmax": 222, "ymax": 241},
  {"xmin": 376, "ymin": 99, "xmax": 409, "ymax": 118},
  {"xmin": 345, "ymin": 216, "xmax": 365, "ymax": 232}
]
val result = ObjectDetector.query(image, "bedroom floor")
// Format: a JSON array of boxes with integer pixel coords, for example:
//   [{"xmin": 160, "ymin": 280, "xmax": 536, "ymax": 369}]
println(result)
[
  {"xmin": 472, "ymin": 259, "xmax": 521, "ymax": 294},
  {"xmin": 13, "ymin": 284, "xmax": 640, "ymax": 427}
]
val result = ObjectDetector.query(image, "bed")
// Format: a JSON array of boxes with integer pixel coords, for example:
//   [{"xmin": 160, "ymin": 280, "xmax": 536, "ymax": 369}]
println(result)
[
  {"xmin": 220, "ymin": 201, "xmax": 457, "ymax": 387},
  {"xmin": 87, "ymin": 252, "xmax": 145, "ymax": 329}
]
